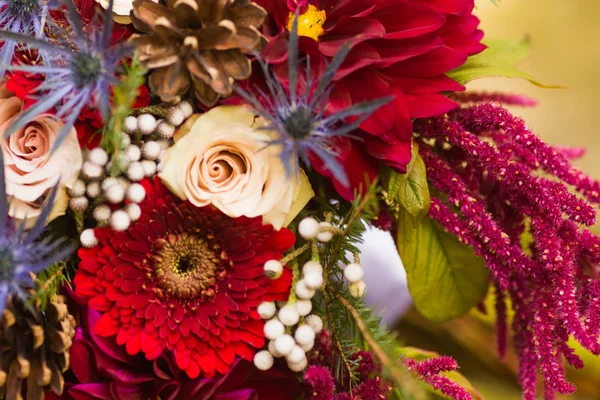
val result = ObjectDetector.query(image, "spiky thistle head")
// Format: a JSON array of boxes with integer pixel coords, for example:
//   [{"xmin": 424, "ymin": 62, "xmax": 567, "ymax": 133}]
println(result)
[
  {"xmin": 234, "ymin": 13, "xmax": 392, "ymax": 188},
  {"xmin": 0, "ymin": 149, "xmax": 74, "ymax": 313},
  {"xmin": 0, "ymin": 0, "xmax": 131, "ymax": 150},
  {"xmin": 0, "ymin": 0, "xmax": 60, "ymax": 77}
]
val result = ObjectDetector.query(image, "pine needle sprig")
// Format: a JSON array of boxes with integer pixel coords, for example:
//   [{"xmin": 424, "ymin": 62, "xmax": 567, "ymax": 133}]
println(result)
[
  {"xmin": 100, "ymin": 54, "xmax": 146, "ymax": 175},
  {"xmin": 29, "ymin": 262, "xmax": 68, "ymax": 310}
]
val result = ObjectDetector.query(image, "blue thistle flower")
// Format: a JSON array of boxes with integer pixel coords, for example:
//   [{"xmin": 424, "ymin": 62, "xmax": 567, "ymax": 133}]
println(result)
[
  {"xmin": 0, "ymin": 0, "xmax": 131, "ymax": 149},
  {"xmin": 0, "ymin": 0, "xmax": 60, "ymax": 77},
  {"xmin": 0, "ymin": 150, "xmax": 74, "ymax": 313},
  {"xmin": 234, "ymin": 15, "xmax": 393, "ymax": 187}
]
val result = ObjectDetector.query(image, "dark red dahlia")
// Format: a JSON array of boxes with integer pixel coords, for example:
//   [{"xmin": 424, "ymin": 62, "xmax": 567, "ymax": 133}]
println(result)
[
  {"xmin": 253, "ymin": 0, "xmax": 484, "ymax": 198},
  {"xmin": 74, "ymin": 178, "xmax": 295, "ymax": 379}
]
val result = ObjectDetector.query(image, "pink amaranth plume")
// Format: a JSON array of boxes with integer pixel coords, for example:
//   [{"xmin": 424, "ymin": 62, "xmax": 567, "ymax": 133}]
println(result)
[
  {"xmin": 414, "ymin": 103, "xmax": 600, "ymax": 398},
  {"xmin": 404, "ymin": 356, "xmax": 471, "ymax": 400},
  {"xmin": 304, "ymin": 366, "xmax": 335, "ymax": 400},
  {"xmin": 452, "ymin": 92, "xmax": 539, "ymax": 107}
]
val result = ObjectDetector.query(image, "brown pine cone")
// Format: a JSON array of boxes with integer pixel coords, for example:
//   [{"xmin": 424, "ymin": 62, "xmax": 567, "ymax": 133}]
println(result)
[
  {"xmin": 0, "ymin": 295, "xmax": 76, "ymax": 400},
  {"xmin": 131, "ymin": 0, "xmax": 267, "ymax": 106}
]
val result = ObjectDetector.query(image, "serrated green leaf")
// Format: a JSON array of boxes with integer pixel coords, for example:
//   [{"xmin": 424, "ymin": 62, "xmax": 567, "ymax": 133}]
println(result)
[
  {"xmin": 398, "ymin": 347, "xmax": 484, "ymax": 400},
  {"xmin": 447, "ymin": 38, "xmax": 562, "ymax": 88},
  {"xmin": 396, "ymin": 210, "xmax": 489, "ymax": 322},
  {"xmin": 385, "ymin": 142, "xmax": 430, "ymax": 220}
]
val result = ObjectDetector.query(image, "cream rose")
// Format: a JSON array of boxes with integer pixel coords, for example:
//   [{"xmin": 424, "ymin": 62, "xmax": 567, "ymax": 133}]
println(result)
[
  {"xmin": 95, "ymin": 0, "xmax": 159, "ymax": 24},
  {"xmin": 160, "ymin": 106, "xmax": 314, "ymax": 229},
  {"xmin": 0, "ymin": 86, "xmax": 82, "ymax": 223}
]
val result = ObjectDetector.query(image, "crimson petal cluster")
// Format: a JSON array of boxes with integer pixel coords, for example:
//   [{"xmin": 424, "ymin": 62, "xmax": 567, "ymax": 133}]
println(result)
[
  {"xmin": 253, "ymin": 0, "xmax": 485, "ymax": 198},
  {"xmin": 74, "ymin": 178, "xmax": 295, "ymax": 379}
]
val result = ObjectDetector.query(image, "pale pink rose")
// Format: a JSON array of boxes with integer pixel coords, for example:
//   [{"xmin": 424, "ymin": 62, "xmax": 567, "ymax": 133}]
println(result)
[{"xmin": 0, "ymin": 85, "xmax": 82, "ymax": 223}]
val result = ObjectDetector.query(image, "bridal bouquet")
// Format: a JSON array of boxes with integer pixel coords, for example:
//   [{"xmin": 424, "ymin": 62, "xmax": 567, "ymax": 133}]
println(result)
[{"xmin": 1, "ymin": 0, "xmax": 599, "ymax": 399}]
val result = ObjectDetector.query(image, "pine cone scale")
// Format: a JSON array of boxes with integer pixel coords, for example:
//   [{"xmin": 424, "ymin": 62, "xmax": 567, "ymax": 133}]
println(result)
[
  {"xmin": 132, "ymin": 0, "xmax": 267, "ymax": 105},
  {"xmin": 0, "ymin": 295, "xmax": 76, "ymax": 400}
]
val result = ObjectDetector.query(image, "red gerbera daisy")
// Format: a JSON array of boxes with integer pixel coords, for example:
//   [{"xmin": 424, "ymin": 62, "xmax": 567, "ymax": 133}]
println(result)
[
  {"xmin": 253, "ymin": 0, "xmax": 485, "ymax": 199},
  {"xmin": 74, "ymin": 178, "xmax": 295, "ymax": 379}
]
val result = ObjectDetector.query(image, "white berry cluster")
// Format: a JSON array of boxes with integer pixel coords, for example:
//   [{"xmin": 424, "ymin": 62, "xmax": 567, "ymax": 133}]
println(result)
[
  {"xmin": 344, "ymin": 263, "xmax": 366, "ymax": 298},
  {"xmin": 74, "ymin": 101, "xmax": 193, "ymax": 247},
  {"xmin": 298, "ymin": 217, "xmax": 336, "ymax": 243},
  {"xmin": 253, "ymin": 299, "xmax": 323, "ymax": 373}
]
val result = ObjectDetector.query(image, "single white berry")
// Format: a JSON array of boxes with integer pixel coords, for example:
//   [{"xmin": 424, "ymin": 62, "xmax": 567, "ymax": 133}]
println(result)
[
  {"xmin": 303, "ymin": 271, "xmax": 323, "ymax": 290},
  {"xmin": 156, "ymin": 120, "xmax": 175, "ymax": 139},
  {"xmin": 302, "ymin": 261, "xmax": 323, "ymax": 276},
  {"xmin": 264, "ymin": 319, "xmax": 285, "ymax": 340},
  {"xmin": 264, "ymin": 260, "xmax": 283, "ymax": 279},
  {"xmin": 166, "ymin": 106, "xmax": 185, "ymax": 126},
  {"xmin": 110, "ymin": 210, "xmax": 130, "ymax": 231},
  {"xmin": 127, "ymin": 161, "xmax": 145, "ymax": 182},
  {"xmin": 125, "ymin": 203, "xmax": 142, "ymax": 222},
  {"xmin": 69, "ymin": 197, "xmax": 88, "ymax": 212},
  {"xmin": 105, "ymin": 183, "xmax": 125, "ymax": 204},
  {"xmin": 126, "ymin": 183, "xmax": 146, "ymax": 204},
  {"xmin": 124, "ymin": 116, "xmax": 138, "ymax": 134},
  {"xmin": 142, "ymin": 141, "xmax": 162, "ymax": 161},
  {"xmin": 299, "ymin": 340, "xmax": 314, "ymax": 352},
  {"xmin": 298, "ymin": 217, "xmax": 320, "ymax": 240},
  {"xmin": 287, "ymin": 356, "xmax": 308, "ymax": 372},
  {"xmin": 80, "ymin": 229, "xmax": 98, "ymax": 248},
  {"xmin": 257, "ymin": 301, "xmax": 277, "ymax": 320},
  {"xmin": 344, "ymin": 263, "xmax": 364, "ymax": 283},
  {"xmin": 141, "ymin": 160, "xmax": 157, "ymax": 177},
  {"xmin": 305, "ymin": 315, "xmax": 323, "ymax": 334},
  {"xmin": 295, "ymin": 299, "xmax": 312, "ymax": 317},
  {"xmin": 286, "ymin": 345, "xmax": 305, "ymax": 364},
  {"xmin": 294, "ymin": 324, "xmax": 316, "ymax": 346},
  {"xmin": 68, "ymin": 179, "xmax": 86, "ymax": 198},
  {"xmin": 278, "ymin": 305, "xmax": 299, "ymax": 326},
  {"xmin": 125, "ymin": 145, "xmax": 141, "ymax": 162},
  {"xmin": 89, "ymin": 148, "xmax": 108, "ymax": 167},
  {"xmin": 179, "ymin": 100, "xmax": 194, "ymax": 119},
  {"xmin": 274, "ymin": 334, "xmax": 295, "ymax": 356},
  {"xmin": 86, "ymin": 181, "xmax": 101, "ymax": 198},
  {"xmin": 82, "ymin": 161, "xmax": 103, "ymax": 179},
  {"xmin": 101, "ymin": 177, "xmax": 119, "ymax": 191},
  {"xmin": 137, "ymin": 114, "xmax": 157, "ymax": 135},
  {"xmin": 295, "ymin": 280, "xmax": 315, "ymax": 300},
  {"xmin": 93, "ymin": 204, "xmax": 112, "ymax": 224},
  {"xmin": 316, "ymin": 222, "xmax": 334, "ymax": 242},
  {"xmin": 253, "ymin": 350, "xmax": 274, "ymax": 371},
  {"xmin": 268, "ymin": 341, "xmax": 283, "ymax": 358},
  {"xmin": 349, "ymin": 281, "xmax": 367, "ymax": 298}
]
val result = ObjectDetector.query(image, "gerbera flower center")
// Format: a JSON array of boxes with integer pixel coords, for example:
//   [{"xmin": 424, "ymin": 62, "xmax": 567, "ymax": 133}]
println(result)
[
  {"xmin": 151, "ymin": 233, "xmax": 226, "ymax": 301},
  {"xmin": 286, "ymin": 5, "xmax": 326, "ymax": 42},
  {"xmin": 7, "ymin": 0, "xmax": 41, "ymax": 17},
  {"xmin": 69, "ymin": 52, "xmax": 103, "ymax": 89}
]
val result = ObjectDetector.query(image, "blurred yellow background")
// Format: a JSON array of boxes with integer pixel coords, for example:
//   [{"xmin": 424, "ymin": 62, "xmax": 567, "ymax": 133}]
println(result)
[
  {"xmin": 472, "ymin": 0, "xmax": 600, "ymax": 179},
  {"xmin": 395, "ymin": 2, "xmax": 600, "ymax": 399}
]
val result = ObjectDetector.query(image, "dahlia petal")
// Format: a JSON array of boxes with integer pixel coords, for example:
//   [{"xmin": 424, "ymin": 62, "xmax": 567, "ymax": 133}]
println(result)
[
  {"xmin": 198, "ymin": 353, "xmax": 217, "ymax": 377},
  {"xmin": 387, "ymin": 45, "xmax": 467, "ymax": 77},
  {"xmin": 374, "ymin": 2, "xmax": 445, "ymax": 40},
  {"xmin": 116, "ymin": 327, "xmax": 135, "ymax": 345},
  {"xmin": 120, "ymin": 278, "xmax": 145, "ymax": 293},
  {"xmin": 74, "ymin": 275, "xmax": 99, "ymax": 298},
  {"xmin": 234, "ymin": 342, "xmax": 255, "ymax": 361},
  {"xmin": 364, "ymin": 135, "xmax": 413, "ymax": 173},
  {"xmin": 132, "ymin": 293, "xmax": 154, "ymax": 309},
  {"xmin": 375, "ymin": 36, "xmax": 442, "ymax": 68},
  {"xmin": 319, "ymin": 17, "xmax": 385, "ymax": 57},
  {"xmin": 141, "ymin": 332, "xmax": 161, "ymax": 354},
  {"xmin": 394, "ymin": 75, "xmax": 465, "ymax": 95},
  {"xmin": 404, "ymin": 93, "xmax": 459, "ymax": 118},
  {"xmin": 125, "ymin": 240, "xmax": 151, "ymax": 254},
  {"xmin": 239, "ymin": 330, "xmax": 265, "ymax": 349},
  {"xmin": 168, "ymin": 328, "xmax": 181, "ymax": 346},
  {"xmin": 154, "ymin": 305, "xmax": 169, "ymax": 326},
  {"xmin": 114, "ymin": 264, "xmax": 146, "ymax": 279}
]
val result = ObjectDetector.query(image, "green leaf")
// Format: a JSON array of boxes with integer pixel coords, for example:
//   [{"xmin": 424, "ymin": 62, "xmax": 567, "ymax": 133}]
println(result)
[
  {"xmin": 385, "ymin": 142, "xmax": 430, "ymax": 220},
  {"xmin": 396, "ymin": 210, "xmax": 489, "ymax": 322},
  {"xmin": 398, "ymin": 347, "xmax": 484, "ymax": 400},
  {"xmin": 447, "ymin": 38, "xmax": 562, "ymax": 88}
]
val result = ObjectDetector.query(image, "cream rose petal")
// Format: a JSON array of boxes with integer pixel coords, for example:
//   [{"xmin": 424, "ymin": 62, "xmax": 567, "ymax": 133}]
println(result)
[{"xmin": 160, "ymin": 105, "xmax": 314, "ymax": 229}]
